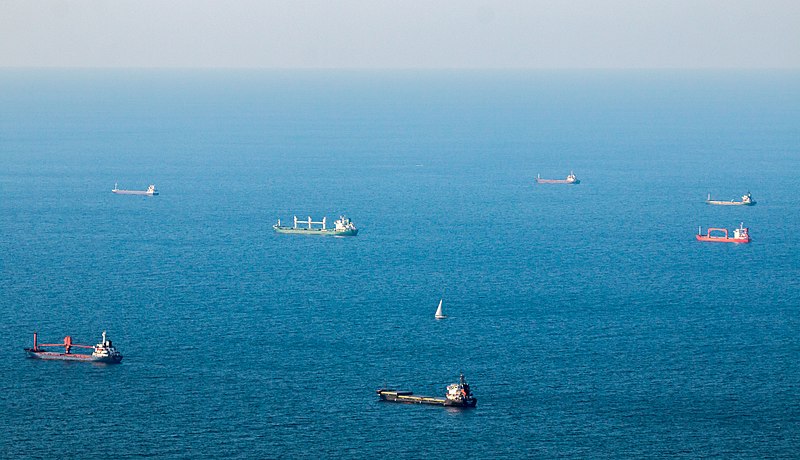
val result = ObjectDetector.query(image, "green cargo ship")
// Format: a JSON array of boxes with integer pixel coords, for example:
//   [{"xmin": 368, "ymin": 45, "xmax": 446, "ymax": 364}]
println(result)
[{"xmin": 273, "ymin": 215, "xmax": 358, "ymax": 236}]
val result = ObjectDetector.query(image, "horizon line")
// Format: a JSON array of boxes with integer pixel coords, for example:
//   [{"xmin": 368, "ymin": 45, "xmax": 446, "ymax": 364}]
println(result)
[{"xmin": 1, "ymin": 65, "xmax": 799, "ymax": 71}]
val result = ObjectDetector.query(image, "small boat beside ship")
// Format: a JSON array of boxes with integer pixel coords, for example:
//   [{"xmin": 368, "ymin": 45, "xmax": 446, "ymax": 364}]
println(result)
[
  {"xmin": 706, "ymin": 192, "xmax": 756, "ymax": 206},
  {"xmin": 536, "ymin": 171, "xmax": 580, "ymax": 184},
  {"xmin": 696, "ymin": 222, "xmax": 751, "ymax": 244},
  {"xmin": 376, "ymin": 373, "xmax": 477, "ymax": 408},
  {"xmin": 112, "ymin": 183, "xmax": 158, "ymax": 196},
  {"xmin": 273, "ymin": 215, "xmax": 358, "ymax": 236},
  {"xmin": 24, "ymin": 331, "xmax": 123, "ymax": 363}
]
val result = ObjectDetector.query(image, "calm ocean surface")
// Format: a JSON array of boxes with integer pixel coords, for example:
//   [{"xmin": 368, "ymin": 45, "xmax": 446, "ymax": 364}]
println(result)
[{"xmin": 1, "ymin": 70, "xmax": 798, "ymax": 458}]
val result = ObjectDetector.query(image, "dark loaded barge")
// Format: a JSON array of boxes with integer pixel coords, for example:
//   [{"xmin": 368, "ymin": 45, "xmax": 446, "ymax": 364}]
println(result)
[{"xmin": 376, "ymin": 374, "xmax": 477, "ymax": 408}]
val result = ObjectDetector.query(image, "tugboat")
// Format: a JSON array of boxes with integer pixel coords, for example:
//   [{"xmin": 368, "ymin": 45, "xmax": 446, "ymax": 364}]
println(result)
[
  {"xmin": 535, "ymin": 171, "xmax": 580, "ymax": 184},
  {"xmin": 112, "ymin": 183, "xmax": 158, "ymax": 196},
  {"xmin": 273, "ymin": 215, "xmax": 358, "ymax": 236},
  {"xmin": 24, "ymin": 331, "xmax": 123, "ymax": 363},
  {"xmin": 706, "ymin": 192, "xmax": 756, "ymax": 206},
  {"xmin": 376, "ymin": 373, "xmax": 477, "ymax": 408},
  {"xmin": 696, "ymin": 222, "xmax": 751, "ymax": 244}
]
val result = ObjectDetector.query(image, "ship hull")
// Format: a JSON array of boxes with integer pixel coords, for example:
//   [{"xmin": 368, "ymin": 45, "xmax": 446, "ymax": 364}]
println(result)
[
  {"xmin": 695, "ymin": 235, "xmax": 750, "ymax": 244},
  {"xmin": 535, "ymin": 179, "xmax": 580, "ymax": 184},
  {"xmin": 112, "ymin": 190, "xmax": 157, "ymax": 196},
  {"xmin": 25, "ymin": 350, "xmax": 123, "ymax": 363},
  {"xmin": 376, "ymin": 390, "xmax": 476, "ymax": 407},
  {"xmin": 705, "ymin": 200, "xmax": 755, "ymax": 206},
  {"xmin": 273, "ymin": 226, "xmax": 358, "ymax": 236}
]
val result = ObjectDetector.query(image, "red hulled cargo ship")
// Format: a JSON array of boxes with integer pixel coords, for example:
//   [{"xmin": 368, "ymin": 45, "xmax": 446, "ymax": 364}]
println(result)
[
  {"xmin": 24, "ymin": 331, "xmax": 123, "ymax": 363},
  {"xmin": 696, "ymin": 222, "xmax": 750, "ymax": 244}
]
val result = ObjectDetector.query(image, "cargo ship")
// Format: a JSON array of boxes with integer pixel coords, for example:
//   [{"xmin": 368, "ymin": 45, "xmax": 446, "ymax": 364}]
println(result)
[
  {"xmin": 112, "ymin": 183, "xmax": 158, "ymax": 196},
  {"xmin": 273, "ymin": 215, "xmax": 358, "ymax": 236},
  {"xmin": 376, "ymin": 374, "xmax": 477, "ymax": 408},
  {"xmin": 696, "ymin": 222, "xmax": 750, "ymax": 243},
  {"xmin": 535, "ymin": 171, "xmax": 580, "ymax": 184},
  {"xmin": 24, "ymin": 331, "xmax": 123, "ymax": 363},
  {"xmin": 706, "ymin": 192, "xmax": 756, "ymax": 206}
]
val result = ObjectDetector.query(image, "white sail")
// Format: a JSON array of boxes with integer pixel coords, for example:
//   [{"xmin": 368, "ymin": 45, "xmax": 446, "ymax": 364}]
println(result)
[{"xmin": 435, "ymin": 299, "xmax": 446, "ymax": 319}]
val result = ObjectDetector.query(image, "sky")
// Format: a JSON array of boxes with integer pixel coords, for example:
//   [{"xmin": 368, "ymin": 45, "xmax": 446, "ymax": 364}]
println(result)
[{"xmin": 1, "ymin": 0, "xmax": 798, "ymax": 69}]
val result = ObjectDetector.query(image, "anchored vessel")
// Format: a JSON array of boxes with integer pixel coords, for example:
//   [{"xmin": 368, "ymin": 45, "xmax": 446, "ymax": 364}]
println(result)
[
  {"xmin": 376, "ymin": 374, "xmax": 477, "ymax": 408},
  {"xmin": 112, "ymin": 183, "xmax": 158, "ymax": 196},
  {"xmin": 273, "ymin": 216, "xmax": 358, "ymax": 236},
  {"xmin": 536, "ymin": 171, "xmax": 580, "ymax": 184},
  {"xmin": 696, "ymin": 222, "xmax": 750, "ymax": 243},
  {"xmin": 24, "ymin": 331, "xmax": 123, "ymax": 363},
  {"xmin": 706, "ymin": 192, "xmax": 756, "ymax": 206}
]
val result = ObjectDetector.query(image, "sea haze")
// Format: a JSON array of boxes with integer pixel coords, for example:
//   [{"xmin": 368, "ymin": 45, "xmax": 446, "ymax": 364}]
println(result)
[{"xmin": 0, "ymin": 70, "xmax": 798, "ymax": 458}]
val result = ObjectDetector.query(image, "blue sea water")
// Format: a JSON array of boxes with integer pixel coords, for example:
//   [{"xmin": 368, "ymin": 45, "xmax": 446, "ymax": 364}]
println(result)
[{"xmin": 1, "ymin": 70, "xmax": 799, "ymax": 458}]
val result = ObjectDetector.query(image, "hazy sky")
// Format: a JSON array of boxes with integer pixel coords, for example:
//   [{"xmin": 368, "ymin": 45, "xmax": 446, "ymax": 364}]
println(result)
[{"xmin": 1, "ymin": 0, "xmax": 798, "ymax": 68}]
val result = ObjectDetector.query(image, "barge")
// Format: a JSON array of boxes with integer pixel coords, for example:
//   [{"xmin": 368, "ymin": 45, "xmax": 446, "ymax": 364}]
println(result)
[
  {"xmin": 377, "ymin": 374, "xmax": 477, "ymax": 408},
  {"xmin": 706, "ymin": 192, "xmax": 756, "ymax": 206},
  {"xmin": 112, "ymin": 183, "xmax": 158, "ymax": 196},
  {"xmin": 24, "ymin": 331, "xmax": 123, "ymax": 363},
  {"xmin": 696, "ymin": 222, "xmax": 750, "ymax": 244},
  {"xmin": 536, "ymin": 171, "xmax": 580, "ymax": 184},
  {"xmin": 273, "ymin": 215, "xmax": 358, "ymax": 236}
]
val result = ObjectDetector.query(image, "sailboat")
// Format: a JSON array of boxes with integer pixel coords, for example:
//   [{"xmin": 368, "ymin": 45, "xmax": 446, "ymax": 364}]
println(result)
[{"xmin": 435, "ymin": 299, "xmax": 447, "ymax": 319}]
